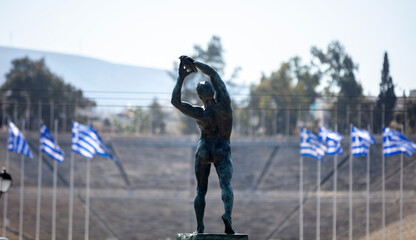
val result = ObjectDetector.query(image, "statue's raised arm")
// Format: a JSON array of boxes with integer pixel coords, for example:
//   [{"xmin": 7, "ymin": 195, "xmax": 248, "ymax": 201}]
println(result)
[
  {"xmin": 194, "ymin": 61, "xmax": 231, "ymax": 106},
  {"xmin": 170, "ymin": 57, "xmax": 204, "ymax": 120}
]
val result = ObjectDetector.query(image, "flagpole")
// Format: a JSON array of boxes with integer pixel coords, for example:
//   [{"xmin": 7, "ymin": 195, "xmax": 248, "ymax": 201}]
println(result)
[
  {"xmin": 85, "ymin": 157, "xmax": 91, "ymax": 240},
  {"xmin": 368, "ymin": 104, "xmax": 374, "ymax": 240},
  {"xmin": 316, "ymin": 159, "xmax": 321, "ymax": 240},
  {"xmin": 399, "ymin": 125, "xmax": 404, "ymax": 240},
  {"xmin": 19, "ymin": 120, "xmax": 26, "ymax": 240},
  {"xmin": 349, "ymin": 124, "xmax": 353, "ymax": 240},
  {"xmin": 333, "ymin": 108, "xmax": 338, "ymax": 240},
  {"xmin": 333, "ymin": 155, "xmax": 338, "ymax": 240},
  {"xmin": 366, "ymin": 125, "xmax": 371, "ymax": 240},
  {"xmin": 52, "ymin": 119, "xmax": 58, "ymax": 240},
  {"xmin": 299, "ymin": 104, "xmax": 303, "ymax": 240},
  {"xmin": 299, "ymin": 155, "xmax": 303, "ymax": 240},
  {"xmin": 84, "ymin": 119, "xmax": 92, "ymax": 240},
  {"xmin": 35, "ymin": 102, "xmax": 43, "ymax": 240},
  {"xmin": 68, "ymin": 151, "xmax": 74, "ymax": 240},
  {"xmin": 68, "ymin": 121, "xmax": 114, "ymax": 240},
  {"xmin": 382, "ymin": 104, "xmax": 385, "ymax": 240},
  {"xmin": 2, "ymin": 131, "xmax": 9, "ymax": 237}
]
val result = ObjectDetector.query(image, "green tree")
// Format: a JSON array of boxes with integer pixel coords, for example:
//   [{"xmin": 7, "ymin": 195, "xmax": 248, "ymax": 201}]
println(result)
[
  {"xmin": 374, "ymin": 52, "xmax": 396, "ymax": 132},
  {"xmin": 248, "ymin": 57, "xmax": 320, "ymax": 135},
  {"xmin": 114, "ymin": 106, "xmax": 149, "ymax": 134},
  {"xmin": 169, "ymin": 35, "xmax": 240, "ymax": 135},
  {"xmin": 311, "ymin": 41, "xmax": 363, "ymax": 133},
  {"xmin": 0, "ymin": 57, "xmax": 95, "ymax": 130},
  {"xmin": 114, "ymin": 99, "xmax": 166, "ymax": 135},
  {"xmin": 149, "ymin": 98, "xmax": 166, "ymax": 135}
]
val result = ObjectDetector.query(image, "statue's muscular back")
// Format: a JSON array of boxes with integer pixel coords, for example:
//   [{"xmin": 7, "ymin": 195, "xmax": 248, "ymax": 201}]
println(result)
[
  {"xmin": 171, "ymin": 59, "xmax": 233, "ymax": 142},
  {"xmin": 196, "ymin": 99, "xmax": 233, "ymax": 141}
]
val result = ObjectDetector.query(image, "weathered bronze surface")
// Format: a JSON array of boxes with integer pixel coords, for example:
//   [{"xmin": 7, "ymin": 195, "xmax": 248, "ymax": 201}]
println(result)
[
  {"xmin": 177, "ymin": 233, "xmax": 248, "ymax": 240},
  {"xmin": 171, "ymin": 56, "xmax": 235, "ymax": 234}
]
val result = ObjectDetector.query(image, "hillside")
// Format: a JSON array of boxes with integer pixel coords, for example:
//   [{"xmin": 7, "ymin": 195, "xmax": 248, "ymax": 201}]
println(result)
[{"xmin": 0, "ymin": 46, "xmax": 173, "ymax": 110}]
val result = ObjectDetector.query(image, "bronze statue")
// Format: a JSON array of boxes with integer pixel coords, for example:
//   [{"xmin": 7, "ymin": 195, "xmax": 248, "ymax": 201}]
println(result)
[{"xmin": 171, "ymin": 56, "xmax": 235, "ymax": 234}]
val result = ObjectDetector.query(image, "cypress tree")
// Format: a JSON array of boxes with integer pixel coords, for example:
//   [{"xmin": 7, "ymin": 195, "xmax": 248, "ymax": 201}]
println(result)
[{"xmin": 375, "ymin": 52, "xmax": 396, "ymax": 131}]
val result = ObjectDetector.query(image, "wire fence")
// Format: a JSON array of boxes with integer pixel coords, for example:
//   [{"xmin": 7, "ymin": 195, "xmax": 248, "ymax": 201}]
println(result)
[{"xmin": 0, "ymin": 93, "xmax": 414, "ymax": 137}]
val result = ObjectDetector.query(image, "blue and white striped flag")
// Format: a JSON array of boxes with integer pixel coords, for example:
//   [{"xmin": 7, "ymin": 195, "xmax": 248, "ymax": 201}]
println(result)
[
  {"xmin": 40, "ymin": 124, "xmax": 65, "ymax": 162},
  {"xmin": 89, "ymin": 127, "xmax": 117, "ymax": 162},
  {"xmin": 8, "ymin": 121, "xmax": 33, "ymax": 159},
  {"xmin": 72, "ymin": 122, "xmax": 118, "ymax": 164},
  {"xmin": 351, "ymin": 126, "xmax": 376, "ymax": 156},
  {"xmin": 319, "ymin": 127, "xmax": 343, "ymax": 155},
  {"xmin": 383, "ymin": 127, "xmax": 416, "ymax": 156},
  {"xmin": 300, "ymin": 127, "xmax": 326, "ymax": 161}
]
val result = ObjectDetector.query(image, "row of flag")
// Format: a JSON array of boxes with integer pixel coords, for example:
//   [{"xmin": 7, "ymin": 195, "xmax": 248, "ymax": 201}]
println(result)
[
  {"xmin": 7, "ymin": 121, "xmax": 117, "ymax": 164},
  {"xmin": 300, "ymin": 125, "xmax": 416, "ymax": 240},
  {"xmin": 300, "ymin": 126, "xmax": 416, "ymax": 159},
  {"xmin": 10, "ymin": 119, "xmax": 414, "ymax": 166}
]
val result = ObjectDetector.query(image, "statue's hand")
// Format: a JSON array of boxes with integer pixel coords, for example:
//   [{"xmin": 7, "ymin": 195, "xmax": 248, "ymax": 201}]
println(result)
[
  {"xmin": 179, "ymin": 55, "xmax": 196, "ymax": 65},
  {"xmin": 178, "ymin": 55, "xmax": 197, "ymax": 78}
]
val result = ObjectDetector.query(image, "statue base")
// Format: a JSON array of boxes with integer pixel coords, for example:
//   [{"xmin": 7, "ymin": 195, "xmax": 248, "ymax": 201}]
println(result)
[{"xmin": 177, "ymin": 233, "xmax": 248, "ymax": 240}]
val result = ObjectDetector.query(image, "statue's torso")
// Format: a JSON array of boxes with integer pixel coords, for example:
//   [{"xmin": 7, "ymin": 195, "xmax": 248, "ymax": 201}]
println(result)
[{"xmin": 196, "ymin": 101, "xmax": 233, "ymax": 142}]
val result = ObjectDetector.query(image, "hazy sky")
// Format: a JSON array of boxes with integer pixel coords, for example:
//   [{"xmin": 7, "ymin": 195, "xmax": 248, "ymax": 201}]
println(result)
[{"xmin": 0, "ymin": 0, "xmax": 415, "ymax": 96}]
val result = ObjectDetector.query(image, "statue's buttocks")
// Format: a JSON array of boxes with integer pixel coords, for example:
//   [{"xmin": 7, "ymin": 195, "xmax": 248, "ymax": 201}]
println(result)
[{"xmin": 196, "ymin": 138, "xmax": 231, "ymax": 164}]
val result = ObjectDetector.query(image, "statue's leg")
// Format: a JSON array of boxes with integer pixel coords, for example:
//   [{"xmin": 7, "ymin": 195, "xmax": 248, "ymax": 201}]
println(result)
[
  {"xmin": 194, "ymin": 154, "xmax": 211, "ymax": 233},
  {"xmin": 214, "ymin": 155, "xmax": 235, "ymax": 234}
]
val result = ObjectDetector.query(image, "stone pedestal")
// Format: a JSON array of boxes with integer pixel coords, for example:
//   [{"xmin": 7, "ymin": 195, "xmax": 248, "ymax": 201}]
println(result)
[{"xmin": 177, "ymin": 233, "xmax": 248, "ymax": 240}]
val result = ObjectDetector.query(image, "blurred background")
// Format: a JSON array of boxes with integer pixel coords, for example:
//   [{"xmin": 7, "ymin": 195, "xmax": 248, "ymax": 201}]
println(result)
[{"xmin": 0, "ymin": 0, "xmax": 415, "ymax": 239}]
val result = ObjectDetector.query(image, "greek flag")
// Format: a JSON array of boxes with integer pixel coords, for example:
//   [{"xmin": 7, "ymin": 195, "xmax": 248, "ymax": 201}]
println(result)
[
  {"xmin": 8, "ymin": 121, "xmax": 33, "ymax": 158},
  {"xmin": 40, "ymin": 124, "xmax": 65, "ymax": 162},
  {"xmin": 72, "ymin": 122, "xmax": 118, "ymax": 164},
  {"xmin": 383, "ymin": 127, "xmax": 416, "ymax": 156},
  {"xmin": 319, "ymin": 127, "xmax": 343, "ymax": 155},
  {"xmin": 300, "ymin": 127, "xmax": 326, "ymax": 161},
  {"xmin": 351, "ymin": 126, "xmax": 376, "ymax": 156},
  {"xmin": 89, "ymin": 127, "xmax": 117, "ymax": 163}
]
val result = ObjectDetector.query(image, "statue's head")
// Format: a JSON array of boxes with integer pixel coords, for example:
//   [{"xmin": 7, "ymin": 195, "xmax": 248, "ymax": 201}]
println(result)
[{"xmin": 197, "ymin": 81, "xmax": 215, "ymax": 102}]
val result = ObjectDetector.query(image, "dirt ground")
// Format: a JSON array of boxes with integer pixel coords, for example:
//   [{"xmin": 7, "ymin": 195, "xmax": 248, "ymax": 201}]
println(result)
[{"xmin": 0, "ymin": 135, "xmax": 415, "ymax": 240}]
